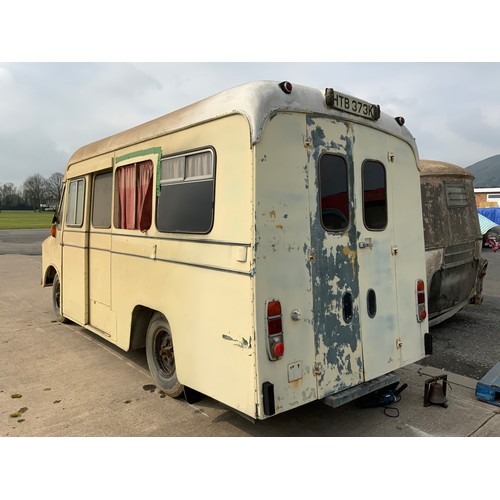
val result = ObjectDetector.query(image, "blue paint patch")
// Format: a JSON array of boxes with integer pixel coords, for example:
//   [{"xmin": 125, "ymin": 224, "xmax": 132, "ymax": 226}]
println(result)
[{"xmin": 307, "ymin": 118, "xmax": 361, "ymax": 388}]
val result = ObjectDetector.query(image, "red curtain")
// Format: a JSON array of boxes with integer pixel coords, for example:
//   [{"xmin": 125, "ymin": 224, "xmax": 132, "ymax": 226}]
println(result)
[
  {"xmin": 117, "ymin": 165, "xmax": 136, "ymax": 229},
  {"xmin": 117, "ymin": 161, "xmax": 153, "ymax": 231},
  {"xmin": 136, "ymin": 160, "xmax": 153, "ymax": 232}
]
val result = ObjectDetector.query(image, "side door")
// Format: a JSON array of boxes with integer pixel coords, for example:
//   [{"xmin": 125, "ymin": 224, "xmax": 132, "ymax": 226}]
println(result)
[
  {"xmin": 88, "ymin": 169, "xmax": 116, "ymax": 339},
  {"xmin": 61, "ymin": 176, "xmax": 88, "ymax": 324}
]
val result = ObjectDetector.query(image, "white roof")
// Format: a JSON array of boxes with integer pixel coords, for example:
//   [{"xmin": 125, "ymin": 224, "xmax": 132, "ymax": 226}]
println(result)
[{"xmin": 67, "ymin": 80, "xmax": 418, "ymax": 168}]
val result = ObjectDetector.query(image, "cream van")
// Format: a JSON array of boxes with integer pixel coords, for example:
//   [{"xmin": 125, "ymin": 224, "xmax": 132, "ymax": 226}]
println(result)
[{"xmin": 42, "ymin": 81, "xmax": 430, "ymax": 420}]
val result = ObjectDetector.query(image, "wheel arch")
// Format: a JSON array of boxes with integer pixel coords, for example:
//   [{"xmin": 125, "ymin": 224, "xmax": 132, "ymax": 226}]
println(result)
[
  {"xmin": 43, "ymin": 265, "xmax": 58, "ymax": 287},
  {"xmin": 129, "ymin": 305, "xmax": 156, "ymax": 350}
]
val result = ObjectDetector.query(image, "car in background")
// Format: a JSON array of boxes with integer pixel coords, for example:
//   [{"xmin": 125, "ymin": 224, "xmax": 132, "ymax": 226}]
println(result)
[{"xmin": 420, "ymin": 160, "xmax": 487, "ymax": 327}]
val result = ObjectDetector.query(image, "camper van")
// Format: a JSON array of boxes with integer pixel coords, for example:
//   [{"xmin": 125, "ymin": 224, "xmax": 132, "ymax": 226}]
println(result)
[
  {"xmin": 42, "ymin": 81, "xmax": 430, "ymax": 420},
  {"xmin": 420, "ymin": 160, "xmax": 487, "ymax": 327}
]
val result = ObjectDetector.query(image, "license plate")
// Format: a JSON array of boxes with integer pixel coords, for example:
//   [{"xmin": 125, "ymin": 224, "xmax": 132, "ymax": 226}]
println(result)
[{"xmin": 325, "ymin": 89, "xmax": 380, "ymax": 121}]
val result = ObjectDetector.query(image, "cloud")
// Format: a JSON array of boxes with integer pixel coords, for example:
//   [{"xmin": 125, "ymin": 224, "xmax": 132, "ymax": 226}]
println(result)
[{"xmin": 1, "ymin": 62, "xmax": 500, "ymax": 187}]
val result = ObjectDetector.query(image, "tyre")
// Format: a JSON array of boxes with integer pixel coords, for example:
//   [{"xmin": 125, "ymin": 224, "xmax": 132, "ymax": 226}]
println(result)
[
  {"xmin": 145, "ymin": 312, "xmax": 184, "ymax": 398},
  {"xmin": 52, "ymin": 273, "xmax": 68, "ymax": 323}
]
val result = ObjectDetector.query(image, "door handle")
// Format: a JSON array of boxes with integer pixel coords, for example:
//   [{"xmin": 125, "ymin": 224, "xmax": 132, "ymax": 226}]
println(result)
[{"xmin": 359, "ymin": 239, "xmax": 373, "ymax": 249}]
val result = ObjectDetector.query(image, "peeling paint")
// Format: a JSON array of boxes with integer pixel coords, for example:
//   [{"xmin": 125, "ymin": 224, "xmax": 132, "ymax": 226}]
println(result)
[
  {"xmin": 222, "ymin": 334, "xmax": 252, "ymax": 349},
  {"xmin": 342, "ymin": 244, "xmax": 357, "ymax": 273},
  {"xmin": 307, "ymin": 118, "xmax": 363, "ymax": 396}
]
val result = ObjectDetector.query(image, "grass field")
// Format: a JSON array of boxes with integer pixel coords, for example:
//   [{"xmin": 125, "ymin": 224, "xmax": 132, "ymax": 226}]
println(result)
[{"xmin": 0, "ymin": 210, "xmax": 54, "ymax": 229}]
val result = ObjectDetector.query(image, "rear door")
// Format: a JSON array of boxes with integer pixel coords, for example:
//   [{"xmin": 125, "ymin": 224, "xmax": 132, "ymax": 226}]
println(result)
[
  {"xmin": 306, "ymin": 117, "xmax": 400, "ymax": 398},
  {"xmin": 353, "ymin": 134, "xmax": 399, "ymax": 381}
]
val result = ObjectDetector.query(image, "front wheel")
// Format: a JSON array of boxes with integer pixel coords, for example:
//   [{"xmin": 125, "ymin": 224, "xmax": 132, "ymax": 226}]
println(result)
[
  {"xmin": 145, "ymin": 313, "xmax": 184, "ymax": 398},
  {"xmin": 52, "ymin": 273, "xmax": 68, "ymax": 323}
]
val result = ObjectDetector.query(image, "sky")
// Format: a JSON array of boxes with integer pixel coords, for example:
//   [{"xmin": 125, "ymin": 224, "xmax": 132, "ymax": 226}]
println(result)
[
  {"xmin": 1, "ymin": 2, "xmax": 500, "ymax": 189},
  {"xmin": 1, "ymin": 61, "xmax": 500, "ymax": 188}
]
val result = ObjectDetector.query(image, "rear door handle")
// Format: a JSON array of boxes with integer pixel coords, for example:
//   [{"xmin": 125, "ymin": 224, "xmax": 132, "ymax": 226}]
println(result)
[{"xmin": 359, "ymin": 239, "xmax": 373, "ymax": 249}]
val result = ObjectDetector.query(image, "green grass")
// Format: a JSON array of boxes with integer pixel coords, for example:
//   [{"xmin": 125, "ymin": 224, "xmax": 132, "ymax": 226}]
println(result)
[{"xmin": 0, "ymin": 210, "xmax": 54, "ymax": 229}]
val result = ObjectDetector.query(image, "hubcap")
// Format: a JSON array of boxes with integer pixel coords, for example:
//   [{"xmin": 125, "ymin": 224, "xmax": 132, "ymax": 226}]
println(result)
[{"xmin": 154, "ymin": 329, "xmax": 175, "ymax": 378}]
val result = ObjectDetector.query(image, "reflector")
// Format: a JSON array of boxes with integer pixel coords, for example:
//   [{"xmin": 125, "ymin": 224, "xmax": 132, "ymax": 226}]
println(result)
[{"xmin": 273, "ymin": 342, "xmax": 284, "ymax": 358}]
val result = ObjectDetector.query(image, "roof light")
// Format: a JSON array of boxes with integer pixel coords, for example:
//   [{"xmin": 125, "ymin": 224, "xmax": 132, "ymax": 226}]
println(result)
[
  {"xmin": 395, "ymin": 116, "xmax": 405, "ymax": 126},
  {"xmin": 279, "ymin": 81, "xmax": 293, "ymax": 94}
]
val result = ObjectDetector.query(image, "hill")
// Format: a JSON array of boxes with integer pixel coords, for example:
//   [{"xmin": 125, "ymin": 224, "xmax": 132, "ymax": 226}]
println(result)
[{"xmin": 466, "ymin": 154, "xmax": 500, "ymax": 187}]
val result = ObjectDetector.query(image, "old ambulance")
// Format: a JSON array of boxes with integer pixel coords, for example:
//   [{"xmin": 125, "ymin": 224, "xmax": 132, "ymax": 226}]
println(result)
[{"xmin": 42, "ymin": 80, "xmax": 431, "ymax": 420}]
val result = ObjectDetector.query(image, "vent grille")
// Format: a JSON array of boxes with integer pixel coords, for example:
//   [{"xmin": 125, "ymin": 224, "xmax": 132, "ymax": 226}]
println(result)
[{"xmin": 445, "ymin": 183, "xmax": 468, "ymax": 207}]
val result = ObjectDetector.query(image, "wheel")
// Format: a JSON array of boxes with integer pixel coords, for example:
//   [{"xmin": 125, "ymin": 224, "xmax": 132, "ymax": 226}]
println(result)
[
  {"xmin": 52, "ymin": 273, "xmax": 68, "ymax": 323},
  {"xmin": 145, "ymin": 313, "xmax": 184, "ymax": 398}
]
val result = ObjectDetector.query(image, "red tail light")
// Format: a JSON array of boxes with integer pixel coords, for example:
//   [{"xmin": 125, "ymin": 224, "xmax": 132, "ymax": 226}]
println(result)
[
  {"xmin": 266, "ymin": 300, "xmax": 284, "ymax": 360},
  {"xmin": 416, "ymin": 279, "xmax": 427, "ymax": 322}
]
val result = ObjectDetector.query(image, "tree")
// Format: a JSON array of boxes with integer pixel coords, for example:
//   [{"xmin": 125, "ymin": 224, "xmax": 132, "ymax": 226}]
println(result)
[
  {"xmin": 23, "ymin": 174, "xmax": 47, "ymax": 211},
  {"xmin": 0, "ymin": 182, "xmax": 24, "ymax": 210},
  {"xmin": 45, "ymin": 172, "xmax": 64, "ymax": 207}
]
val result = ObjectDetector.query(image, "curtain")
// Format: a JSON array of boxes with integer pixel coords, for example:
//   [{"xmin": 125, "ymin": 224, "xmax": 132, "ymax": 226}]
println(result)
[
  {"xmin": 117, "ymin": 165, "xmax": 136, "ymax": 229},
  {"xmin": 186, "ymin": 151, "xmax": 212, "ymax": 178},
  {"xmin": 162, "ymin": 156, "xmax": 184, "ymax": 181},
  {"xmin": 136, "ymin": 160, "xmax": 153, "ymax": 232}
]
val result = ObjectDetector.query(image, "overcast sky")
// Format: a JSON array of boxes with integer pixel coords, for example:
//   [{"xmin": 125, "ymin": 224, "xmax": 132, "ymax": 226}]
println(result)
[
  {"xmin": 1, "ymin": 4, "xmax": 499, "ymax": 188},
  {"xmin": 2, "ymin": 61, "xmax": 500, "ymax": 187}
]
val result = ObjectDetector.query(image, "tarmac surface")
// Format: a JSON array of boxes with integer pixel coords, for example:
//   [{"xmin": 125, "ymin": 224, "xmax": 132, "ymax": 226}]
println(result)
[
  {"xmin": 1, "ymin": 229, "xmax": 497, "ymax": 497},
  {"xmin": 0, "ymin": 230, "xmax": 498, "ymax": 439}
]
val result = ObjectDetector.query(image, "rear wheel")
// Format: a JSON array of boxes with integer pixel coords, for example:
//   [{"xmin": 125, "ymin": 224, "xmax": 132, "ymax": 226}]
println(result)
[
  {"xmin": 145, "ymin": 313, "xmax": 184, "ymax": 398},
  {"xmin": 52, "ymin": 273, "xmax": 68, "ymax": 323}
]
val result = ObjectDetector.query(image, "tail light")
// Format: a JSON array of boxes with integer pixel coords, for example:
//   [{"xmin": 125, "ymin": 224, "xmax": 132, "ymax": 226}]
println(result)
[
  {"xmin": 266, "ymin": 299, "xmax": 284, "ymax": 360},
  {"xmin": 416, "ymin": 279, "xmax": 427, "ymax": 322}
]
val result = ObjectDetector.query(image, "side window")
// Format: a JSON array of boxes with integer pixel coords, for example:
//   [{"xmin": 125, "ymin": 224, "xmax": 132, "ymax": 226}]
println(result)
[
  {"xmin": 362, "ymin": 160, "xmax": 387, "ymax": 230},
  {"xmin": 92, "ymin": 171, "xmax": 112, "ymax": 229},
  {"xmin": 157, "ymin": 149, "xmax": 215, "ymax": 233},
  {"xmin": 319, "ymin": 154, "xmax": 349, "ymax": 231},
  {"xmin": 66, "ymin": 178, "xmax": 85, "ymax": 227},
  {"xmin": 115, "ymin": 160, "xmax": 153, "ymax": 232}
]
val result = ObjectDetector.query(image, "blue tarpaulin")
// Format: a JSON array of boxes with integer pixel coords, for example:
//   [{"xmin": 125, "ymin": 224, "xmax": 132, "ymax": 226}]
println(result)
[
  {"xmin": 478, "ymin": 213, "xmax": 498, "ymax": 234},
  {"xmin": 478, "ymin": 207, "xmax": 500, "ymax": 225}
]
